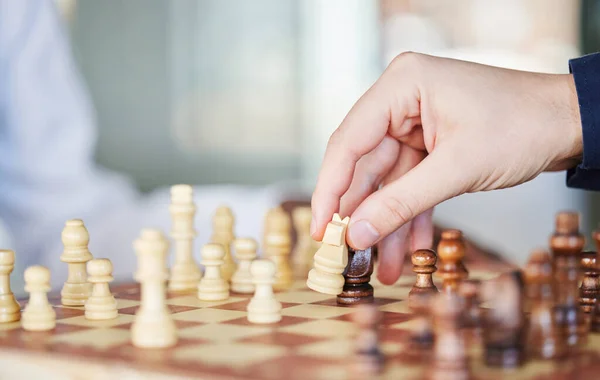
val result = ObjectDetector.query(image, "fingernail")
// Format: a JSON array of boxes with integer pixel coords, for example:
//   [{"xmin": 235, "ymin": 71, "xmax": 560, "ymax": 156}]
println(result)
[
  {"xmin": 348, "ymin": 220, "xmax": 380, "ymax": 249},
  {"xmin": 310, "ymin": 215, "xmax": 317, "ymax": 236}
]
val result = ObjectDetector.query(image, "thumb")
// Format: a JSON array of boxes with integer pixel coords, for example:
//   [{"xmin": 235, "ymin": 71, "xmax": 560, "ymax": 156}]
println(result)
[{"xmin": 347, "ymin": 148, "xmax": 466, "ymax": 250}]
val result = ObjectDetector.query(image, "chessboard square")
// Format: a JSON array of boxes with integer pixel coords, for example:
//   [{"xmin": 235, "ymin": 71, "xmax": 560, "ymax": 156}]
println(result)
[
  {"xmin": 179, "ymin": 323, "xmax": 270, "ymax": 342},
  {"xmin": 239, "ymin": 331, "xmax": 328, "ymax": 347},
  {"xmin": 389, "ymin": 317, "xmax": 430, "ymax": 331},
  {"xmin": 223, "ymin": 315, "xmax": 311, "ymax": 328},
  {"xmin": 173, "ymin": 308, "xmax": 246, "ymax": 323},
  {"xmin": 275, "ymin": 291, "xmax": 333, "ymax": 304},
  {"xmin": 57, "ymin": 314, "xmax": 134, "ymax": 328},
  {"xmin": 378, "ymin": 300, "xmax": 411, "ymax": 314},
  {"xmin": 373, "ymin": 286, "xmax": 410, "ymax": 300},
  {"xmin": 51, "ymin": 327, "xmax": 130, "ymax": 349},
  {"xmin": 281, "ymin": 304, "xmax": 354, "ymax": 319},
  {"xmin": 297, "ymin": 338, "xmax": 352, "ymax": 359},
  {"xmin": 166, "ymin": 295, "xmax": 244, "ymax": 308},
  {"xmin": 279, "ymin": 319, "xmax": 355, "ymax": 338},
  {"xmin": 174, "ymin": 342, "xmax": 287, "ymax": 368},
  {"xmin": 115, "ymin": 299, "xmax": 141, "ymax": 309}
]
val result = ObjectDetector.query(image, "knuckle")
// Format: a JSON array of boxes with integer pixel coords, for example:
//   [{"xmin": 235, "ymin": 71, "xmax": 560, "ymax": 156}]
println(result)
[
  {"xmin": 388, "ymin": 51, "xmax": 423, "ymax": 72},
  {"xmin": 380, "ymin": 194, "xmax": 418, "ymax": 229}
]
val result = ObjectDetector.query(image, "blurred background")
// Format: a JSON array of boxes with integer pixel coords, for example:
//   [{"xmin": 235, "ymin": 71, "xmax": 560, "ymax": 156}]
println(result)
[{"xmin": 6, "ymin": 0, "xmax": 599, "ymax": 277}]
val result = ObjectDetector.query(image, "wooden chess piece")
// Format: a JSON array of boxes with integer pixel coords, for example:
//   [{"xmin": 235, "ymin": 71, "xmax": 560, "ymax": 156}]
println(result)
[
  {"xmin": 263, "ymin": 207, "xmax": 291, "ymax": 249},
  {"xmin": 579, "ymin": 251, "xmax": 599, "ymax": 315},
  {"xmin": 408, "ymin": 249, "xmax": 438, "ymax": 308},
  {"xmin": 210, "ymin": 206, "xmax": 236, "ymax": 281},
  {"xmin": 198, "ymin": 243, "xmax": 230, "ymax": 301},
  {"xmin": 22, "ymin": 266, "xmax": 56, "ymax": 331},
  {"xmin": 0, "ymin": 250, "xmax": 20, "ymax": 322},
  {"xmin": 264, "ymin": 232, "xmax": 293, "ymax": 291},
  {"xmin": 481, "ymin": 271, "xmax": 525, "ymax": 368},
  {"xmin": 550, "ymin": 211, "xmax": 587, "ymax": 347},
  {"xmin": 337, "ymin": 247, "xmax": 375, "ymax": 305},
  {"xmin": 60, "ymin": 219, "xmax": 93, "ymax": 306},
  {"xmin": 85, "ymin": 258, "xmax": 118, "ymax": 320},
  {"xmin": 458, "ymin": 279, "xmax": 482, "ymax": 330},
  {"xmin": 436, "ymin": 229, "xmax": 468, "ymax": 293},
  {"xmin": 525, "ymin": 249, "xmax": 566, "ymax": 359},
  {"xmin": 231, "ymin": 238, "xmax": 257, "ymax": 294},
  {"xmin": 429, "ymin": 292, "xmax": 469, "ymax": 380},
  {"xmin": 131, "ymin": 229, "xmax": 177, "ymax": 348},
  {"xmin": 350, "ymin": 304, "xmax": 385, "ymax": 375},
  {"xmin": 292, "ymin": 206, "xmax": 320, "ymax": 277},
  {"xmin": 307, "ymin": 214, "xmax": 350, "ymax": 295},
  {"xmin": 247, "ymin": 259, "xmax": 282, "ymax": 324},
  {"xmin": 168, "ymin": 184, "xmax": 201, "ymax": 292}
]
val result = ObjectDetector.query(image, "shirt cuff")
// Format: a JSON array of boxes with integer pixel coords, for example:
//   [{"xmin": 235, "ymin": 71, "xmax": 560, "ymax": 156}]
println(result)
[{"xmin": 566, "ymin": 53, "xmax": 600, "ymax": 190}]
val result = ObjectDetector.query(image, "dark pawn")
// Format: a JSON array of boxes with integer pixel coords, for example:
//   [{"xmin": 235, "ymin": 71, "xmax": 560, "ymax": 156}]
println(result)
[
  {"xmin": 579, "ymin": 251, "xmax": 599, "ymax": 315},
  {"xmin": 436, "ymin": 230, "xmax": 468, "ymax": 293},
  {"xmin": 408, "ymin": 249, "xmax": 439, "ymax": 348},
  {"xmin": 429, "ymin": 292, "xmax": 469, "ymax": 380},
  {"xmin": 458, "ymin": 279, "xmax": 482, "ymax": 330},
  {"xmin": 525, "ymin": 249, "xmax": 566, "ymax": 359},
  {"xmin": 351, "ymin": 304, "xmax": 384, "ymax": 375},
  {"xmin": 551, "ymin": 211, "xmax": 587, "ymax": 347},
  {"xmin": 337, "ymin": 247, "xmax": 374, "ymax": 305},
  {"xmin": 481, "ymin": 271, "xmax": 526, "ymax": 368}
]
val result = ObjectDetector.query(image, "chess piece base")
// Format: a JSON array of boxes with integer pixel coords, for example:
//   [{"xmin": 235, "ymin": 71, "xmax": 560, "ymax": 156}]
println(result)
[
  {"xmin": 198, "ymin": 278, "xmax": 230, "ymax": 301},
  {"xmin": 337, "ymin": 283, "xmax": 374, "ymax": 305},
  {"xmin": 168, "ymin": 266, "xmax": 201, "ymax": 292},
  {"xmin": 131, "ymin": 316, "xmax": 177, "ymax": 348},
  {"xmin": 0, "ymin": 294, "xmax": 21, "ymax": 322},
  {"xmin": 247, "ymin": 299, "xmax": 282, "ymax": 324},
  {"xmin": 61, "ymin": 283, "xmax": 92, "ymax": 306},
  {"xmin": 231, "ymin": 281, "xmax": 254, "ymax": 294},
  {"xmin": 85, "ymin": 296, "xmax": 118, "ymax": 320},
  {"xmin": 306, "ymin": 269, "xmax": 344, "ymax": 295},
  {"xmin": 485, "ymin": 345, "xmax": 524, "ymax": 368},
  {"xmin": 22, "ymin": 309, "xmax": 56, "ymax": 331}
]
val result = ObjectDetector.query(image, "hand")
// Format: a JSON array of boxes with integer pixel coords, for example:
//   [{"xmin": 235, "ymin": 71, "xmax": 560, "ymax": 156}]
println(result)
[{"xmin": 310, "ymin": 52, "xmax": 583, "ymax": 284}]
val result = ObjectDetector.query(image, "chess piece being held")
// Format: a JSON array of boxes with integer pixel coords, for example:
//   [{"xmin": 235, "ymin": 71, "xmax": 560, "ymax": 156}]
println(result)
[
  {"xmin": 231, "ymin": 238, "xmax": 258, "ymax": 294},
  {"xmin": 22, "ymin": 266, "xmax": 56, "ymax": 332},
  {"xmin": 168, "ymin": 184, "xmax": 201, "ymax": 292},
  {"xmin": 131, "ymin": 229, "xmax": 177, "ymax": 348},
  {"xmin": 247, "ymin": 259, "xmax": 282, "ymax": 324},
  {"xmin": 307, "ymin": 213, "xmax": 350, "ymax": 295},
  {"xmin": 60, "ymin": 219, "xmax": 93, "ymax": 306},
  {"xmin": 0, "ymin": 249, "xmax": 20, "ymax": 323},
  {"xmin": 85, "ymin": 258, "xmax": 118, "ymax": 320}
]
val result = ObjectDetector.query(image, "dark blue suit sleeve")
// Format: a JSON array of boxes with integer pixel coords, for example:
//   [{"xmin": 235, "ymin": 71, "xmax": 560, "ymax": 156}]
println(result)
[{"xmin": 566, "ymin": 53, "xmax": 600, "ymax": 190}]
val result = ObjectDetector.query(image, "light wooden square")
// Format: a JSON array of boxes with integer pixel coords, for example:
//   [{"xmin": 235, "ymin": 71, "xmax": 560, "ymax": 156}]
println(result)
[
  {"xmin": 166, "ymin": 295, "xmax": 243, "ymax": 308},
  {"xmin": 51, "ymin": 328, "xmax": 130, "ymax": 349},
  {"xmin": 378, "ymin": 300, "xmax": 411, "ymax": 314},
  {"xmin": 281, "ymin": 304, "xmax": 353, "ymax": 319},
  {"xmin": 296, "ymin": 338, "xmax": 352, "ymax": 358},
  {"xmin": 374, "ymin": 286, "xmax": 410, "ymax": 300},
  {"xmin": 279, "ymin": 320, "xmax": 355, "ymax": 338},
  {"xmin": 179, "ymin": 323, "xmax": 270, "ymax": 342},
  {"xmin": 57, "ymin": 314, "xmax": 134, "ymax": 328},
  {"xmin": 274, "ymin": 290, "xmax": 333, "ymax": 304},
  {"xmin": 173, "ymin": 343, "xmax": 287, "ymax": 368},
  {"xmin": 172, "ymin": 308, "xmax": 245, "ymax": 323}
]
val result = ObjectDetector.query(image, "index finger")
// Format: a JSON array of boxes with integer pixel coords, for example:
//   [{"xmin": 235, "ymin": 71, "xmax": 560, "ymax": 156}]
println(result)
[{"xmin": 310, "ymin": 73, "xmax": 414, "ymax": 240}]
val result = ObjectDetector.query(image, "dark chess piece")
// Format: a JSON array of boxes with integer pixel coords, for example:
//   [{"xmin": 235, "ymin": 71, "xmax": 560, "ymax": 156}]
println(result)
[
  {"xmin": 337, "ymin": 247, "xmax": 374, "ymax": 305},
  {"xmin": 429, "ymin": 292, "xmax": 469, "ymax": 380},
  {"xmin": 525, "ymin": 249, "xmax": 566, "ymax": 359},
  {"xmin": 408, "ymin": 249, "xmax": 439, "ymax": 348},
  {"xmin": 351, "ymin": 304, "xmax": 384, "ymax": 375},
  {"xmin": 458, "ymin": 279, "xmax": 482, "ymax": 330},
  {"xmin": 579, "ymin": 251, "xmax": 599, "ymax": 315},
  {"xmin": 436, "ymin": 230, "xmax": 468, "ymax": 293},
  {"xmin": 550, "ymin": 211, "xmax": 587, "ymax": 347},
  {"xmin": 481, "ymin": 271, "xmax": 525, "ymax": 368}
]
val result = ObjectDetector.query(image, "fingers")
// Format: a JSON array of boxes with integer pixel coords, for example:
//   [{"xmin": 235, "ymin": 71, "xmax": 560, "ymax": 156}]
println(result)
[
  {"xmin": 409, "ymin": 208, "xmax": 434, "ymax": 251},
  {"xmin": 347, "ymin": 145, "xmax": 465, "ymax": 250},
  {"xmin": 338, "ymin": 135, "xmax": 401, "ymax": 218},
  {"xmin": 376, "ymin": 223, "xmax": 410, "ymax": 285}
]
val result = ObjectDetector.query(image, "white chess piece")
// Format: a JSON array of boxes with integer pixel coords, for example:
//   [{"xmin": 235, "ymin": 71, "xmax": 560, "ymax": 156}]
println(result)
[
  {"xmin": 247, "ymin": 259, "xmax": 281, "ymax": 324},
  {"xmin": 264, "ymin": 232, "xmax": 293, "ymax": 291},
  {"xmin": 231, "ymin": 238, "xmax": 257, "ymax": 294},
  {"xmin": 198, "ymin": 244, "xmax": 230, "ymax": 301},
  {"xmin": 60, "ymin": 219, "xmax": 93, "ymax": 306},
  {"xmin": 22, "ymin": 266, "xmax": 56, "ymax": 331},
  {"xmin": 85, "ymin": 259, "xmax": 118, "ymax": 320},
  {"xmin": 292, "ymin": 207, "xmax": 321, "ymax": 277},
  {"xmin": 168, "ymin": 184, "xmax": 201, "ymax": 292},
  {"xmin": 306, "ymin": 213, "xmax": 350, "ymax": 295},
  {"xmin": 210, "ymin": 206, "xmax": 236, "ymax": 281},
  {"xmin": 262, "ymin": 207, "xmax": 291, "ymax": 249},
  {"xmin": 131, "ymin": 229, "xmax": 177, "ymax": 348},
  {"xmin": 0, "ymin": 250, "xmax": 20, "ymax": 322}
]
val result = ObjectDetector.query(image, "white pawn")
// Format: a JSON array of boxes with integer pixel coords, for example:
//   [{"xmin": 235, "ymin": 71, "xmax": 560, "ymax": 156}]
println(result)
[
  {"xmin": 247, "ymin": 259, "xmax": 281, "ymax": 324},
  {"xmin": 231, "ymin": 238, "xmax": 257, "ymax": 294},
  {"xmin": 0, "ymin": 250, "xmax": 21, "ymax": 322},
  {"xmin": 198, "ymin": 244, "xmax": 230, "ymax": 301},
  {"xmin": 85, "ymin": 259, "xmax": 118, "ymax": 320},
  {"xmin": 131, "ymin": 229, "xmax": 177, "ymax": 348},
  {"xmin": 60, "ymin": 219, "xmax": 93, "ymax": 306},
  {"xmin": 210, "ymin": 206, "xmax": 236, "ymax": 281},
  {"xmin": 22, "ymin": 266, "xmax": 56, "ymax": 331}
]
